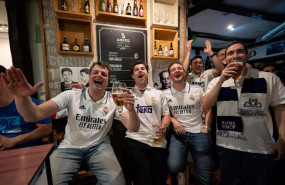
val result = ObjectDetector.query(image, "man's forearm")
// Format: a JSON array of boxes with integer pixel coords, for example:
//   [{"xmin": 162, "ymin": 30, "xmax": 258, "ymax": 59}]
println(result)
[
  {"xmin": 202, "ymin": 79, "xmax": 224, "ymax": 112},
  {"xmin": 126, "ymin": 109, "xmax": 140, "ymax": 132}
]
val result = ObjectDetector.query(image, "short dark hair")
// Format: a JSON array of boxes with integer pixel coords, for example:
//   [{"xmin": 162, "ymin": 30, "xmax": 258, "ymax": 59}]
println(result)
[
  {"xmin": 89, "ymin": 60, "xmax": 110, "ymax": 77},
  {"xmin": 190, "ymin": 55, "xmax": 203, "ymax": 65},
  {"xmin": 225, "ymin": 41, "xmax": 248, "ymax": 55},
  {"xmin": 131, "ymin": 60, "xmax": 148, "ymax": 74},
  {"xmin": 80, "ymin": 68, "xmax": 89, "ymax": 74},
  {"xmin": 159, "ymin": 70, "xmax": 168, "ymax": 80},
  {"xmin": 168, "ymin": 62, "xmax": 184, "ymax": 74},
  {"xmin": 61, "ymin": 68, "xmax": 73, "ymax": 75},
  {"xmin": 0, "ymin": 65, "xmax": 6, "ymax": 74},
  {"xmin": 261, "ymin": 63, "xmax": 278, "ymax": 71}
]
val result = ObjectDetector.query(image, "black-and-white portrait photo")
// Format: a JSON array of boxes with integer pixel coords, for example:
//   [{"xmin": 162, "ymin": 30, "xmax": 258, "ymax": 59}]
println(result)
[
  {"xmin": 60, "ymin": 67, "xmax": 79, "ymax": 92},
  {"xmin": 152, "ymin": 69, "xmax": 171, "ymax": 90}
]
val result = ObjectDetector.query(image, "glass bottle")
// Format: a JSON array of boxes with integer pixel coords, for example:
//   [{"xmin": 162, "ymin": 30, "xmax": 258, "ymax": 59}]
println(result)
[
  {"xmin": 99, "ymin": 0, "xmax": 106, "ymax": 12},
  {"xmin": 113, "ymin": 0, "xmax": 119, "ymax": 13},
  {"xmin": 139, "ymin": 0, "xmax": 143, "ymax": 17},
  {"xmin": 154, "ymin": 41, "xmax": 158, "ymax": 56},
  {"xmin": 158, "ymin": 45, "xmax": 163, "ymax": 56},
  {"xmin": 83, "ymin": 38, "xmax": 90, "ymax": 52},
  {"xmin": 133, "ymin": 0, "xmax": 138, "ymax": 16},
  {"xmin": 126, "ymin": 3, "xmax": 132, "ymax": 15},
  {"xmin": 169, "ymin": 42, "xmax": 174, "ymax": 57},
  {"xmin": 60, "ymin": 0, "xmax": 67, "ymax": 11},
  {"xmin": 164, "ymin": 45, "xmax": 169, "ymax": 57},
  {"xmin": 107, "ymin": 0, "xmax": 112, "ymax": 13},
  {"xmin": 72, "ymin": 38, "xmax": 80, "ymax": 52},
  {"xmin": 61, "ymin": 36, "xmax": 69, "ymax": 51},
  {"xmin": 84, "ymin": 0, "xmax": 90, "ymax": 14}
]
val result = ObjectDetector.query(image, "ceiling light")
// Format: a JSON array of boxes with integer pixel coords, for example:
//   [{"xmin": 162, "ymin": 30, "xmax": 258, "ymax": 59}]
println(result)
[
  {"xmin": 227, "ymin": 24, "xmax": 234, "ymax": 31},
  {"xmin": 0, "ymin": 24, "xmax": 9, "ymax": 32}
]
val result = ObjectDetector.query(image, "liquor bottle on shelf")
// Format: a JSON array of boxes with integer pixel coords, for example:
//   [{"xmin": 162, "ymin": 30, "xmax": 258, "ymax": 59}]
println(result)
[
  {"xmin": 133, "ymin": 0, "xmax": 138, "ymax": 16},
  {"xmin": 60, "ymin": 0, "xmax": 67, "ymax": 11},
  {"xmin": 164, "ymin": 45, "xmax": 169, "ymax": 57},
  {"xmin": 126, "ymin": 3, "xmax": 132, "ymax": 15},
  {"xmin": 169, "ymin": 42, "xmax": 174, "ymax": 57},
  {"xmin": 82, "ymin": 38, "xmax": 90, "ymax": 52},
  {"xmin": 72, "ymin": 38, "xmax": 80, "ymax": 52},
  {"xmin": 99, "ymin": 0, "xmax": 106, "ymax": 12},
  {"xmin": 113, "ymin": 0, "xmax": 119, "ymax": 13},
  {"xmin": 158, "ymin": 45, "xmax": 163, "ymax": 56},
  {"xmin": 61, "ymin": 36, "xmax": 69, "ymax": 51},
  {"xmin": 139, "ymin": 0, "xmax": 143, "ymax": 17},
  {"xmin": 154, "ymin": 41, "xmax": 158, "ymax": 56},
  {"xmin": 84, "ymin": 0, "xmax": 90, "ymax": 14},
  {"xmin": 107, "ymin": 0, "xmax": 112, "ymax": 13}
]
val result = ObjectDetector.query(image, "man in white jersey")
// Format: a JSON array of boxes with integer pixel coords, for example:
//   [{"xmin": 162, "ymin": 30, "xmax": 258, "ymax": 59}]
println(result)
[
  {"xmin": 203, "ymin": 41, "xmax": 285, "ymax": 185},
  {"xmin": 164, "ymin": 62, "xmax": 212, "ymax": 185},
  {"xmin": 122, "ymin": 61, "xmax": 171, "ymax": 185},
  {"xmin": 1, "ymin": 61, "xmax": 140, "ymax": 185}
]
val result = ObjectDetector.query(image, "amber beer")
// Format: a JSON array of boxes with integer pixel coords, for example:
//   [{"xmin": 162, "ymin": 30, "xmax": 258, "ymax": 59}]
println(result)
[
  {"xmin": 153, "ymin": 136, "xmax": 162, "ymax": 145},
  {"xmin": 233, "ymin": 61, "xmax": 244, "ymax": 80},
  {"xmin": 112, "ymin": 93, "xmax": 124, "ymax": 106}
]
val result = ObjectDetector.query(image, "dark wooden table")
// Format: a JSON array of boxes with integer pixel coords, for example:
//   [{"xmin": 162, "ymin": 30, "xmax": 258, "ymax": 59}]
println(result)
[{"xmin": 0, "ymin": 144, "xmax": 54, "ymax": 185}]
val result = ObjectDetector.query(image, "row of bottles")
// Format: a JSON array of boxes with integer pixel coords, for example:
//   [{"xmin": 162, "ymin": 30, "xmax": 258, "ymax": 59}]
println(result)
[
  {"xmin": 154, "ymin": 41, "xmax": 174, "ymax": 57},
  {"xmin": 61, "ymin": 0, "xmax": 90, "ymax": 14},
  {"xmin": 61, "ymin": 36, "xmax": 92, "ymax": 52},
  {"xmin": 99, "ymin": 0, "xmax": 144, "ymax": 17}
]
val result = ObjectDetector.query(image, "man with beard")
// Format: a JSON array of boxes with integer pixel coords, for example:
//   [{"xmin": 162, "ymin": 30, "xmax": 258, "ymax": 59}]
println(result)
[
  {"xmin": 122, "ymin": 61, "xmax": 171, "ymax": 185},
  {"xmin": 203, "ymin": 41, "xmax": 285, "ymax": 185},
  {"xmin": 1, "ymin": 61, "xmax": 140, "ymax": 185},
  {"xmin": 164, "ymin": 62, "xmax": 213, "ymax": 185}
]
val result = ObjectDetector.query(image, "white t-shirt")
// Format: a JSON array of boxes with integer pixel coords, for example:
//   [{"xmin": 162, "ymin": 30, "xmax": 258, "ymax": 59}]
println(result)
[
  {"xmin": 125, "ymin": 85, "xmax": 170, "ymax": 148},
  {"xmin": 205, "ymin": 68, "xmax": 285, "ymax": 154},
  {"xmin": 52, "ymin": 88, "xmax": 121, "ymax": 148},
  {"xmin": 163, "ymin": 82, "xmax": 204, "ymax": 133},
  {"xmin": 187, "ymin": 69, "xmax": 214, "ymax": 92}
]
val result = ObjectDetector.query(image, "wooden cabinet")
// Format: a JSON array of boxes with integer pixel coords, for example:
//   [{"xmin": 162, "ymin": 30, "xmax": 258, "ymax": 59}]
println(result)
[
  {"xmin": 54, "ymin": 0, "xmax": 93, "ymax": 56},
  {"xmin": 151, "ymin": 0, "xmax": 178, "ymax": 29},
  {"xmin": 95, "ymin": 0, "xmax": 147, "ymax": 27},
  {"xmin": 151, "ymin": 28, "xmax": 178, "ymax": 59}
]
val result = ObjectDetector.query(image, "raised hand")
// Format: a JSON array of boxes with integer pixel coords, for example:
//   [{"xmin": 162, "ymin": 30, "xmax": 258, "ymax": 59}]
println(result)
[
  {"xmin": 204, "ymin": 40, "xmax": 213, "ymax": 55},
  {"xmin": 120, "ymin": 88, "xmax": 135, "ymax": 111},
  {"xmin": 0, "ymin": 67, "xmax": 43, "ymax": 97},
  {"xmin": 186, "ymin": 40, "xmax": 193, "ymax": 52}
]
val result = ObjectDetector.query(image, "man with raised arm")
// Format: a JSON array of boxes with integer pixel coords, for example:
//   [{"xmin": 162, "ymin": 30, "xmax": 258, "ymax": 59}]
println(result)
[
  {"xmin": 0, "ymin": 65, "xmax": 52, "ymax": 150},
  {"xmin": 1, "ymin": 61, "xmax": 140, "ymax": 185},
  {"xmin": 203, "ymin": 41, "xmax": 285, "ymax": 185}
]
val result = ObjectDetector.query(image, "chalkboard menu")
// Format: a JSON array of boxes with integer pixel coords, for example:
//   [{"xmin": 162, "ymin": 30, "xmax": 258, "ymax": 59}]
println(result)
[{"xmin": 96, "ymin": 25, "xmax": 147, "ymax": 88}]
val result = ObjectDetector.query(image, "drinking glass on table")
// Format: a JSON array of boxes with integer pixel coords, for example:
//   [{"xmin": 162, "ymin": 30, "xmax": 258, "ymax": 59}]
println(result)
[
  {"xmin": 112, "ymin": 81, "xmax": 126, "ymax": 120},
  {"xmin": 232, "ymin": 61, "xmax": 244, "ymax": 88}
]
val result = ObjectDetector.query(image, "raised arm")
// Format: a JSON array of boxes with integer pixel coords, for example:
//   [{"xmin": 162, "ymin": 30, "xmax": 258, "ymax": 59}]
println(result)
[
  {"xmin": 1, "ymin": 67, "xmax": 59, "ymax": 122},
  {"xmin": 204, "ymin": 40, "xmax": 225, "ymax": 77},
  {"xmin": 121, "ymin": 88, "xmax": 140, "ymax": 132},
  {"xmin": 202, "ymin": 63, "xmax": 237, "ymax": 111},
  {"xmin": 182, "ymin": 40, "xmax": 193, "ymax": 79}
]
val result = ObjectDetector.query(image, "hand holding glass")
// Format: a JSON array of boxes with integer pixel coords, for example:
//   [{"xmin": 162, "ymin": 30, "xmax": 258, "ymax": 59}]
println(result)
[
  {"xmin": 152, "ymin": 124, "xmax": 163, "ymax": 145},
  {"xmin": 232, "ymin": 61, "xmax": 244, "ymax": 87},
  {"xmin": 112, "ymin": 81, "xmax": 126, "ymax": 120}
]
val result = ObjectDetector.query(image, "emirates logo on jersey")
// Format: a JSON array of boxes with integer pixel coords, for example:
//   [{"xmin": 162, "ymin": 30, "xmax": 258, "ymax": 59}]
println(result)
[
  {"xmin": 102, "ymin": 106, "xmax": 109, "ymax": 115},
  {"xmin": 190, "ymin": 94, "xmax": 195, "ymax": 101},
  {"xmin": 151, "ymin": 97, "xmax": 155, "ymax": 103}
]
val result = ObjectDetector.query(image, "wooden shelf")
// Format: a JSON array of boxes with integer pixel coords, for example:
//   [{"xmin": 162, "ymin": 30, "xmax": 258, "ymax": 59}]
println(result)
[
  {"xmin": 151, "ymin": 0, "xmax": 178, "ymax": 28},
  {"xmin": 54, "ymin": 0, "xmax": 93, "ymax": 56},
  {"xmin": 95, "ymin": 0, "xmax": 147, "ymax": 27},
  {"xmin": 55, "ymin": 16, "xmax": 93, "ymax": 56},
  {"xmin": 58, "ymin": 50, "xmax": 93, "ymax": 56},
  {"xmin": 54, "ymin": 10, "xmax": 92, "ymax": 20},
  {"xmin": 151, "ymin": 28, "xmax": 178, "ymax": 59}
]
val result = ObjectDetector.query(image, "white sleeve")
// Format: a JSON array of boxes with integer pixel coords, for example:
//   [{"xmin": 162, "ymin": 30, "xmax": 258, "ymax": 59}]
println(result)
[{"xmin": 51, "ymin": 90, "xmax": 73, "ymax": 111}]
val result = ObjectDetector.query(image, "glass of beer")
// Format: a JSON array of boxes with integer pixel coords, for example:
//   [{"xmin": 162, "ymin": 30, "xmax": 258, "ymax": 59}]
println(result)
[
  {"xmin": 152, "ymin": 124, "xmax": 162, "ymax": 145},
  {"xmin": 112, "ymin": 81, "xmax": 126, "ymax": 120},
  {"xmin": 232, "ymin": 61, "xmax": 244, "ymax": 87}
]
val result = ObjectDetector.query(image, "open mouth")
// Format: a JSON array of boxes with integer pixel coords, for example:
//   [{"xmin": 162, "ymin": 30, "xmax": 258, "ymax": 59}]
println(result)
[
  {"xmin": 138, "ymin": 74, "xmax": 144, "ymax": 79},
  {"xmin": 94, "ymin": 79, "xmax": 102, "ymax": 85}
]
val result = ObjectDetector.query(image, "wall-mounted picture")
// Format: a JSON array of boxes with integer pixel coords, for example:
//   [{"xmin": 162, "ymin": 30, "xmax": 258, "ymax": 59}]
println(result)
[
  {"xmin": 79, "ymin": 67, "xmax": 90, "ymax": 86},
  {"xmin": 60, "ymin": 67, "xmax": 79, "ymax": 92},
  {"xmin": 152, "ymin": 69, "xmax": 171, "ymax": 90},
  {"xmin": 266, "ymin": 41, "xmax": 285, "ymax": 55}
]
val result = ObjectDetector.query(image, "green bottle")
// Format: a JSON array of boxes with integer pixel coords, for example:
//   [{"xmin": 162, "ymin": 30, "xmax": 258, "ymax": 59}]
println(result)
[{"xmin": 99, "ymin": 0, "xmax": 106, "ymax": 12}]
